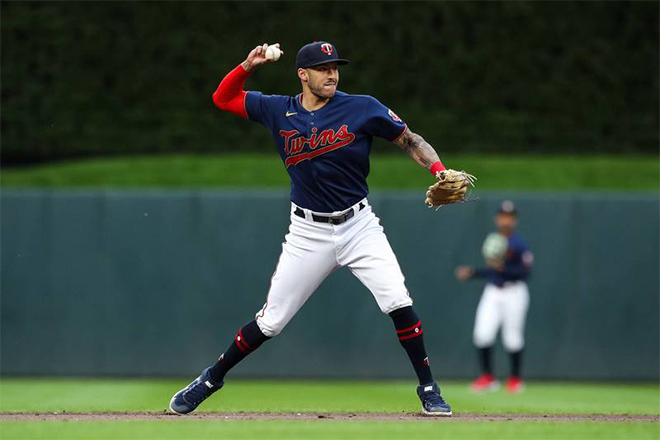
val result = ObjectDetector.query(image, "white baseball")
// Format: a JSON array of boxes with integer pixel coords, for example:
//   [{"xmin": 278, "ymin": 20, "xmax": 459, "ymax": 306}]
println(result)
[{"xmin": 265, "ymin": 45, "xmax": 281, "ymax": 62}]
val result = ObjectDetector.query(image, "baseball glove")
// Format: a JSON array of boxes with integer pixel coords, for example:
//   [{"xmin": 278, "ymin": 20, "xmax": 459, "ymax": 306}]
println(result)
[
  {"xmin": 482, "ymin": 232, "xmax": 508, "ymax": 261},
  {"xmin": 425, "ymin": 169, "xmax": 476, "ymax": 208}
]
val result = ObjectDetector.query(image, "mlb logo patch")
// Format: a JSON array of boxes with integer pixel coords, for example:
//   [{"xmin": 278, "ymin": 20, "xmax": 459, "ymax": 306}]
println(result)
[{"xmin": 388, "ymin": 109, "xmax": 402, "ymax": 122}]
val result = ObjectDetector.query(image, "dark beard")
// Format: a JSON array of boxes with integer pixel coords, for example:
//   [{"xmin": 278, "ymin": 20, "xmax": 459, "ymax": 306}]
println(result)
[{"xmin": 309, "ymin": 82, "xmax": 336, "ymax": 99}]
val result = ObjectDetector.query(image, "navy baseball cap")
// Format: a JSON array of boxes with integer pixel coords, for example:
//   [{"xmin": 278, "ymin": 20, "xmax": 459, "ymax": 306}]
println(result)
[
  {"xmin": 296, "ymin": 41, "xmax": 349, "ymax": 69},
  {"xmin": 498, "ymin": 200, "xmax": 517, "ymax": 215}
]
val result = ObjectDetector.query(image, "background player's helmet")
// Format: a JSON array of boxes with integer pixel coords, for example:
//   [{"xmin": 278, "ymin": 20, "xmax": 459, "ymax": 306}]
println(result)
[{"xmin": 296, "ymin": 42, "xmax": 350, "ymax": 69}]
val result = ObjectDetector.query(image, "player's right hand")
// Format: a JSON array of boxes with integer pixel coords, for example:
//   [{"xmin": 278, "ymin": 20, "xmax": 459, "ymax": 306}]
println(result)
[
  {"xmin": 243, "ymin": 43, "xmax": 283, "ymax": 71},
  {"xmin": 455, "ymin": 266, "xmax": 474, "ymax": 281}
]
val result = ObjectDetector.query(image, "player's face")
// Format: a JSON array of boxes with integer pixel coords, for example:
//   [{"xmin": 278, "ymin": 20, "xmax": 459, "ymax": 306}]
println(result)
[
  {"xmin": 495, "ymin": 213, "xmax": 517, "ymax": 235},
  {"xmin": 304, "ymin": 63, "xmax": 339, "ymax": 99}
]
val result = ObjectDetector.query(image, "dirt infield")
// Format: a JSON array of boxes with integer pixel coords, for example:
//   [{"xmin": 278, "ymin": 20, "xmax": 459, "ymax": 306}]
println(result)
[{"xmin": 1, "ymin": 412, "xmax": 657, "ymax": 423}]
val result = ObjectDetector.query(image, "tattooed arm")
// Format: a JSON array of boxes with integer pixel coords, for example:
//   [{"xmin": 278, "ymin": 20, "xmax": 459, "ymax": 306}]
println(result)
[
  {"xmin": 394, "ymin": 127, "xmax": 474, "ymax": 207},
  {"xmin": 394, "ymin": 129, "xmax": 442, "ymax": 172}
]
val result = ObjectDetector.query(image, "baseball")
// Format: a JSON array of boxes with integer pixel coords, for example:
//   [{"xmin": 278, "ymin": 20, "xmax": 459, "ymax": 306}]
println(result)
[{"xmin": 265, "ymin": 45, "xmax": 281, "ymax": 62}]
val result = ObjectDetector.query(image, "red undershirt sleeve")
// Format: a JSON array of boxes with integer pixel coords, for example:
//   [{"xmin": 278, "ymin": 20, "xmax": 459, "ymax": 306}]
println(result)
[{"xmin": 212, "ymin": 64, "xmax": 251, "ymax": 119}]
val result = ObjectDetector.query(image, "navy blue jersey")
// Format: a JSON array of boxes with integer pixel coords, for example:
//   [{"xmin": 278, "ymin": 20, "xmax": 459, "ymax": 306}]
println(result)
[
  {"xmin": 474, "ymin": 233, "xmax": 534, "ymax": 287},
  {"xmin": 245, "ymin": 90, "xmax": 406, "ymax": 212}
]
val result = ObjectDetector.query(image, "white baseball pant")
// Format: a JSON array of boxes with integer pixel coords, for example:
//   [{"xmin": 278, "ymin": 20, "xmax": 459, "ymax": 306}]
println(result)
[
  {"xmin": 473, "ymin": 281, "xmax": 529, "ymax": 352},
  {"xmin": 255, "ymin": 199, "xmax": 413, "ymax": 337}
]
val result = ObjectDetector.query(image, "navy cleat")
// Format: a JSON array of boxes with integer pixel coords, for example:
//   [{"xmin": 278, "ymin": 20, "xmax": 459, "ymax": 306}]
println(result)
[
  {"xmin": 169, "ymin": 367, "xmax": 224, "ymax": 415},
  {"xmin": 417, "ymin": 381, "xmax": 452, "ymax": 416}
]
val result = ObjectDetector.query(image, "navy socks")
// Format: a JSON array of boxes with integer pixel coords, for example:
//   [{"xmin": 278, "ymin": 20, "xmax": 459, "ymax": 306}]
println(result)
[
  {"xmin": 389, "ymin": 306, "xmax": 434, "ymax": 385},
  {"xmin": 209, "ymin": 310, "xmax": 439, "ymax": 386},
  {"xmin": 209, "ymin": 320, "xmax": 270, "ymax": 382},
  {"xmin": 479, "ymin": 346, "xmax": 493, "ymax": 375},
  {"xmin": 509, "ymin": 349, "xmax": 522, "ymax": 377}
]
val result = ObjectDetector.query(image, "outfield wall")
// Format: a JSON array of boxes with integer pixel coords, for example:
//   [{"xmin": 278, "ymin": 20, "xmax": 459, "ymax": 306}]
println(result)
[{"xmin": 2, "ymin": 190, "xmax": 658, "ymax": 379}]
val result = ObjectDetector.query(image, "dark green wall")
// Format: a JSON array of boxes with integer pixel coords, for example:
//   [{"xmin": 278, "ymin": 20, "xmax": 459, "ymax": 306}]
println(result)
[
  {"xmin": 2, "ymin": 190, "xmax": 658, "ymax": 379},
  {"xmin": 2, "ymin": 1, "xmax": 658, "ymax": 163}
]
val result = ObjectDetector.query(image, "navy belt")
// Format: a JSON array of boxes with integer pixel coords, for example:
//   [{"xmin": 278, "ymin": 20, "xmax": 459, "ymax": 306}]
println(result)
[{"xmin": 294, "ymin": 202, "xmax": 365, "ymax": 225}]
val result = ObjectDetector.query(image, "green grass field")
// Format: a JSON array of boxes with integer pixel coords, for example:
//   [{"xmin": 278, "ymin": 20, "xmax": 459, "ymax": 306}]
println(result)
[
  {"xmin": 2, "ymin": 153, "xmax": 659, "ymax": 190},
  {"xmin": 0, "ymin": 379, "xmax": 658, "ymax": 440}
]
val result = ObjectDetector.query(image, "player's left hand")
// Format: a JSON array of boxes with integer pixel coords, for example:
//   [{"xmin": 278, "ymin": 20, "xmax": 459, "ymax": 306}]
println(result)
[
  {"xmin": 425, "ymin": 169, "xmax": 476, "ymax": 208},
  {"xmin": 455, "ymin": 265, "xmax": 474, "ymax": 281}
]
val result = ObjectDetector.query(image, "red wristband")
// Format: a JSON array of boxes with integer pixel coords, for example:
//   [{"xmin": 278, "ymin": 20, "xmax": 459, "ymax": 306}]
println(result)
[{"xmin": 430, "ymin": 161, "xmax": 446, "ymax": 175}]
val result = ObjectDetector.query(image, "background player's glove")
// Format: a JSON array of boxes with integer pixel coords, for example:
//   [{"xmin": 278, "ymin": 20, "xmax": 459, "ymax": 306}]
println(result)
[
  {"xmin": 425, "ymin": 169, "xmax": 476, "ymax": 208},
  {"xmin": 482, "ymin": 232, "xmax": 508, "ymax": 261}
]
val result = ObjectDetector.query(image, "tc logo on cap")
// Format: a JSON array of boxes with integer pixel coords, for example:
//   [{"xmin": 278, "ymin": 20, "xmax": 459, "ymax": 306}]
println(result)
[{"xmin": 321, "ymin": 43, "xmax": 333, "ymax": 55}]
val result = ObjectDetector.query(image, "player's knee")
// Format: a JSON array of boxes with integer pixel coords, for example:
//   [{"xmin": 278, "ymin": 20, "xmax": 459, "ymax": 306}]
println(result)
[
  {"xmin": 262, "ymin": 326, "xmax": 282, "ymax": 338},
  {"xmin": 473, "ymin": 329, "xmax": 496, "ymax": 348},
  {"xmin": 255, "ymin": 317, "xmax": 283, "ymax": 338},
  {"xmin": 502, "ymin": 333, "xmax": 524, "ymax": 352},
  {"xmin": 382, "ymin": 298, "xmax": 414, "ymax": 315}
]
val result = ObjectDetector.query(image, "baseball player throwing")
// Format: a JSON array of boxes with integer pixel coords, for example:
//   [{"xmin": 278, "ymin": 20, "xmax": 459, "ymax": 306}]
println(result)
[
  {"xmin": 169, "ymin": 41, "xmax": 473, "ymax": 416},
  {"xmin": 455, "ymin": 201, "xmax": 533, "ymax": 393}
]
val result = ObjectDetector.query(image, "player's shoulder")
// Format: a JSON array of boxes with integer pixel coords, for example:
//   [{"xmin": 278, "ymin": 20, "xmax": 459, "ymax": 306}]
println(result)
[
  {"xmin": 332, "ymin": 91, "xmax": 379, "ymax": 106},
  {"xmin": 248, "ymin": 91, "xmax": 294, "ymax": 105},
  {"xmin": 333, "ymin": 91, "xmax": 373, "ymax": 100}
]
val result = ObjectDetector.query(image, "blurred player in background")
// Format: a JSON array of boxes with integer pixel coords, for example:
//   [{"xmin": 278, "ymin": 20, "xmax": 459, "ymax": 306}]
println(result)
[{"xmin": 455, "ymin": 200, "xmax": 533, "ymax": 393}]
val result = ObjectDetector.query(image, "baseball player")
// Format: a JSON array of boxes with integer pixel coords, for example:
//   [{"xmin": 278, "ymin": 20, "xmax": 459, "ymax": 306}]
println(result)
[
  {"xmin": 170, "ymin": 41, "xmax": 473, "ymax": 416},
  {"xmin": 455, "ymin": 201, "xmax": 533, "ymax": 393}
]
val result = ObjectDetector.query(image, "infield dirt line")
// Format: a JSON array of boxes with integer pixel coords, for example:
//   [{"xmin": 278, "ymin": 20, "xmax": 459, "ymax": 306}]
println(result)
[{"xmin": 0, "ymin": 412, "xmax": 657, "ymax": 423}]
